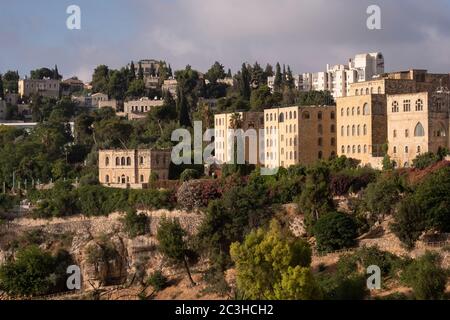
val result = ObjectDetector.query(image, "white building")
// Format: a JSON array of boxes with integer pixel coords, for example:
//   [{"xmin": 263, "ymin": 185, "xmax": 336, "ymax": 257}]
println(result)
[{"xmin": 268, "ymin": 52, "xmax": 385, "ymax": 99}]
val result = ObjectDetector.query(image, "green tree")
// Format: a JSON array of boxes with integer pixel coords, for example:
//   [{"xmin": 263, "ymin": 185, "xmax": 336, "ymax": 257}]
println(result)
[
  {"xmin": 205, "ymin": 61, "xmax": 226, "ymax": 84},
  {"xmin": 273, "ymin": 63, "xmax": 283, "ymax": 93},
  {"xmin": 230, "ymin": 220, "xmax": 321, "ymax": 300},
  {"xmin": 92, "ymin": 65, "xmax": 110, "ymax": 93},
  {"xmin": 238, "ymin": 63, "xmax": 251, "ymax": 100},
  {"xmin": 126, "ymin": 79, "xmax": 146, "ymax": 98},
  {"xmin": 401, "ymin": 252, "xmax": 447, "ymax": 300},
  {"xmin": 122, "ymin": 208, "xmax": 148, "ymax": 238},
  {"xmin": 157, "ymin": 217, "xmax": 196, "ymax": 286},
  {"xmin": 138, "ymin": 62, "xmax": 144, "ymax": 80},
  {"xmin": 313, "ymin": 212, "xmax": 357, "ymax": 253},
  {"xmin": 0, "ymin": 74, "xmax": 4, "ymax": 99},
  {"xmin": 129, "ymin": 61, "xmax": 136, "ymax": 82}
]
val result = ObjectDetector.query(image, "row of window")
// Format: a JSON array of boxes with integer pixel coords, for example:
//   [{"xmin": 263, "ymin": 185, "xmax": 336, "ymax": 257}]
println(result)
[
  {"xmin": 105, "ymin": 156, "xmax": 168, "ymax": 167},
  {"xmin": 341, "ymin": 145, "xmax": 369, "ymax": 154},
  {"xmin": 392, "ymin": 146, "xmax": 422, "ymax": 154},
  {"xmin": 105, "ymin": 173, "xmax": 166, "ymax": 184},
  {"xmin": 129, "ymin": 105, "xmax": 152, "ymax": 112},
  {"xmin": 340, "ymin": 104, "xmax": 370, "ymax": 117},
  {"xmin": 341, "ymin": 125, "xmax": 368, "ymax": 137},
  {"xmin": 266, "ymin": 110, "xmax": 336, "ymax": 122},
  {"xmin": 354, "ymin": 87, "xmax": 382, "ymax": 96},
  {"xmin": 391, "ymin": 99, "xmax": 423, "ymax": 113}
]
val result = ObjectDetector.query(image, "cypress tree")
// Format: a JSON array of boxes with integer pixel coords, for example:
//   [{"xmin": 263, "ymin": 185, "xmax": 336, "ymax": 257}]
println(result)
[
  {"xmin": 178, "ymin": 90, "xmax": 192, "ymax": 127},
  {"xmin": 274, "ymin": 63, "xmax": 282, "ymax": 93},
  {"xmin": 138, "ymin": 62, "xmax": 144, "ymax": 80},
  {"xmin": 0, "ymin": 74, "xmax": 4, "ymax": 99},
  {"xmin": 227, "ymin": 68, "xmax": 232, "ymax": 78},
  {"xmin": 239, "ymin": 63, "xmax": 251, "ymax": 100},
  {"xmin": 129, "ymin": 61, "xmax": 136, "ymax": 81}
]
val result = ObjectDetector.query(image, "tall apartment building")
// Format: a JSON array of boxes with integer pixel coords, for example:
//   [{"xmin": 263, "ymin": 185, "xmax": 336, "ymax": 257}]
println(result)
[
  {"xmin": 98, "ymin": 149, "xmax": 171, "ymax": 189},
  {"xmin": 18, "ymin": 79, "xmax": 60, "ymax": 98},
  {"xmin": 214, "ymin": 112, "xmax": 264, "ymax": 165},
  {"xmin": 264, "ymin": 106, "xmax": 337, "ymax": 169},
  {"xmin": 387, "ymin": 91, "xmax": 449, "ymax": 167}
]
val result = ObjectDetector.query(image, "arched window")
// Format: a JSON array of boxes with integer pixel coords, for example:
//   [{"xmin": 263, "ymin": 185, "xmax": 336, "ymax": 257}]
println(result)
[
  {"xmin": 414, "ymin": 122, "xmax": 425, "ymax": 137},
  {"xmin": 357, "ymin": 107, "xmax": 360, "ymax": 115},
  {"xmin": 341, "ymin": 145, "xmax": 345, "ymax": 154},
  {"xmin": 121, "ymin": 157, "xmax": 126, "ymax": 166},
  {"xmin": 293, "ymin": 111, "xmax": 297, "ymax": 119},
  {"xmin": 347, "ymin": 145, "xmax": 351, "ymax": 153},
  {"xmin": 358, "ymin": 145, "xmax": 361, "ymax": 153},
  {"xmin": 352, "ymin": 125, "xmax": 355, "ymax": 136},
  {"xmin": 140, "ymin": 175, "xmax": 144, "ymax": 182},
  {"xmin": 302, "ymin": 111, "xmax": 310, "ymax": 119},
  {"xmin": 417, "ymin": 146, "xmax": 421, "ymax": 153},
  {"xmin": 139, "ymin": 156, "xmax": 144, "ymax": 165},
  {"xmin": 289, "ymin": 111, "xmax": 292, "ymax": 119},
  {"xmin": 116, "ymin": 157, "xmax": 120, "ymax": 166},
  {"xmin": 270, "ymin": 114, "xmax": 273, "ymax": 121},
  {"xmin": 366, "ymin": 88, "xmax": 370, "ymax": 95},
  {"xmin": 377, "ymin": 87, "xmax": 382, "ymax": 94},
  {"xmin": 352, "ymin": 145, "xmax": 356, "ymax": 153},
  {"xmin": 105, "ymin": 157, "xmax": 110, "ymax": 166},
  {"xmin": 341, "ymin": 126, "xmax": 344, "ymax": 136},
  {"xmin": 357, "ymin": 125, "xmax": 360, "ymax": 136},
  {"xmin": 341, "ymin": 108, "xmax": 344, "ymax": 117},
  {"xmin": 355, "ymin": 89, "xmax": 359, "ymax": 96},
  {"xmin": 363, "ymin": 103, "xmax": 370, "ymax": 115},
  {"xmin": 360, "ymin": 89, "xmax": 364, "ymax": 95},
  {"xmin": 347, "ymin": 125, "xmax": 350, "ymax": 136},
  {"xmin": 393, "ymin": 146, "xmax": 397, "ymax": 154},
  {"xmin": 105, "ymin": 175, "xmax": 110, "ymax": 183},
  {"xmin": 318, "ymin": 111, "xmax": 323, "ymax": 120},
  {"xmin": 346, "ymin": 108, "xmax": 350, "ymax": 116},
  {"xmin": 405, "ymin": 146, "xmax": 409, "ymax": 153},
  {"xmin": 363, "ymin": 124, "xmax": 367, "ymax": 135},
  {"xmin": 393, "ymin": 130, "xmax": 397, "ymax": 138},
  {"xmin": 126, "ymin": 157, "xmax": 131, "ymax": 166},
  {"xmin": 415, "ymin": 99, "xmax": 423, "ymax": 111},
  {"xmin": 352, "ymin": 107, "xmax": 355, "ymax": 116},
  {"xmin": 392, "ymin": 101, "xmax": 399, "ymax": 113}
]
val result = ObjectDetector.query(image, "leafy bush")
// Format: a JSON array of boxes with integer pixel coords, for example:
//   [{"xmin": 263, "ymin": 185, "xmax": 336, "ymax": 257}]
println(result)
[
  {"xmin": 176, "ymin": 180, "xmax": 221, "ymax": 210},
  {"xmin": 401, "ymin": 252, "xmax": 447, "ymax": 300},
  {"xmin": 313, "ymin": 212, "xmax": 357, "ymax": 253},
  {"xmin": 0, "ymin": 246, "xmax": 73, "ymax": 297},
  {"xmin": 121, "ymin": 208, "xmax": 148, "ymax": 238},
  {"xmin": 180, "ymin": 169, "xmax": 201, "ymax": 182},
  {"xmin": 147, "ymin": 271, "xmax": 168, "ymax": 292},
  {"xmin": 412, "ymin": 152, "xmax": 441, "ymax": 170}
]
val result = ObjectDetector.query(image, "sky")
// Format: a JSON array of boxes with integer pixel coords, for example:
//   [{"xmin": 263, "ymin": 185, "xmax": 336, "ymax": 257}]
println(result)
[{"xmin": 1, "ymin": 0, "xmax": 450, "ymax": 82}]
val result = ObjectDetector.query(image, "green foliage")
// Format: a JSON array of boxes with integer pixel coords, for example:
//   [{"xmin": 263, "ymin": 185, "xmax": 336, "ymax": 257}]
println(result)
[
  {"xmin": 249, "ymin": 85, "xmax": 280, "ymax": 111},
  {"xmin": 147, "ymin": 271, "xmax": 168, "ymax": 292},
  {"xmin": 0, "ymin": 246, "xmax": 72, "ymax": 297},
  {"xmin": 179, "ymin": 169, "xmax": 201, "ymax": 182},
  {"xmin": 297, "ymin": 91, "xmax": 335, "ymax": 106},
  {"xmin": 392, "ymin": 167, "xmax": 450, "ymax": 248},
  {"xmin": 401, "ymin": 252, "xmax": 447, "ymax": 300},
  {"xmin": 313, "ymin": 212, "xmax": 357, "ymax": 253},
  {"xmin": 412, "ymin": 152, "xmax": 440, "ymax": 169},
  {"xmin": 205, "ymin": 61, "xmax": 226, "ymax": 84},
  {"xmin": 298, "ymin": 164, "xmax": 334, "ymax": 227},
  {"xmin": 121, "ymin": 208, "xmax": 148, "ymax": 238},
  {"xmin": 230, "ymin": 220, "xmax": 320, "ymax": 300}
]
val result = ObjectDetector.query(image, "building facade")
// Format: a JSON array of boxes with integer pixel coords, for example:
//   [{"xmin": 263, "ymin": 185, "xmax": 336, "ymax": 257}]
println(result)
[
  {"xmin": 18, "ymin": 79, "xmax": 60, "ymax": 98},
  {"xmin": 99, "ymin": 149, "xmax": 171, "ymax": 189},
  {"xmin": 264, "ymin": 106, "xmax": 337, "ymax": 169},
  {"xmin": 122, "ymin": 97, "xmax": 164, "ymax": 120},
  {"xmin": 387, "ymin": 91, "xmax": 449, "ymax": 167},
  {"xmin": 214, "ymin": 112, "xmax": 264, "ymax": 165}
]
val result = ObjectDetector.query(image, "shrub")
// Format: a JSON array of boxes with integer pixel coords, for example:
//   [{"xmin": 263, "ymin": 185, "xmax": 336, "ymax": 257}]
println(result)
[
  {"xmin": 121, "ymin": 208, "xmax": 148, "ymax": 238},
  {"xmin": 314, "ymin": 212, "xmax": 357, "ymax": 253},
  {"xmin": 401, "ymin": 252, "xmax": 447, "ymax": 300},
  {"xmin": 0, "ymin": 246, "xmax": 72, "ymax": 297},
  {"xmin": 147, "ymin": 271, "xmax": 168, "ymax": 292},
  {"xmin": 412, "ymin": 152, "xmax": 440, "ymax": 170},
  {"xmin": 180, "ymin": 169, "xmax": 201, "ymax": 182},
  {"xmin": 176, "ymin": 180, "xmax": 221, "ymax": 210}
]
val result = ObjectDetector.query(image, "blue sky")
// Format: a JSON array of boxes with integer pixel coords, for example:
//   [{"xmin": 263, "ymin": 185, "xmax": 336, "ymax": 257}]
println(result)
[{"xmin": 1, "ymin": 0, "xmax": 450, "ymax": 82}]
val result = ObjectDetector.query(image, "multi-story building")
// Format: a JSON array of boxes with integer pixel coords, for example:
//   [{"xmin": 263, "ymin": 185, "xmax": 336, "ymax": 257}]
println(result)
[
  {"xmin": 122, "ymin": 97, "xmax": 164, "ymax": 120},
  {"xmin": 61, "ymin": 77, "xmax": 85, "ymax": 95},
  {"xmin": 18, "ymin": 78, "xmax": 60, "ymax": 98},
  {"xmin": 264, "ymin": 106, "xmax": 336, "ymax": 169},
  {"xmin": 214, "ymin": 112, "xmax": 264, "ymax": 165},
  {"xmin": 387, "ymin": 91, "xmax": 449, "ymax": 167},
  {"xmin": 336, "ymin": 94, "xmax": 387, "ymax": 168},
  {"xmin": 98, "ymin": 149, "xmax": 171, "ymax": 189},
  {"xmin": 336, "ymin": 69, "xmax": 450, "ymax": 168}
]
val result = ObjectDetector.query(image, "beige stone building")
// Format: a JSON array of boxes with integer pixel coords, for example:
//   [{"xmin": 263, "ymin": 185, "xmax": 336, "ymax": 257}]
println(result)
[
  {"xmin": 18, "ymin": 79, "xmax": 60, "ymax": 98},
  {"xmin": 99, "ymin": 149, "xmax": 171, "ymax": 189},
  {"xmin": 264, "ymin": 106, "xmax": 337, "ymax": 169},
  {"xmin": 336, "ymin": 94, "xmax": 387, "ymax": 167},
  {"xmin": 214, "ymin": 112, "xmax": 264, "ymax": 165},
  {"xmin": 387, "ymin": 91, "xmax": 449, "ymax": 167},
  {"xmin": 122, "ymin": 97, "xmax": 164, "ymax": 120},
  {"xmin": 98, "ymin": 99, "xmax": 119, "ymax": 110}
]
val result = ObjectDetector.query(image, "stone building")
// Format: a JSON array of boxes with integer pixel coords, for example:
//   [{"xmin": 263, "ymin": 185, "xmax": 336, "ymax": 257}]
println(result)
[
  {"xmin": 98, "ymin": 149, "xmax": 172, "ymax": 189},
  {"xmin": 214, "ymin": 112, "xmax": 265, "ymax": 165},
  {"xmin": 387, "ymin": 91, "xmax": 449, "ymax": 167},
  {"xmin": 162, "ymin": 79, "xmax": 178, "ymax": 98},
  {"xmin": 18, "ymin": 78, "xmax": 60, "ymax": 98},
  {"xmin": 264, "ymin": 106, "xmax": 337, "ymax": 169},
  {"xmin": 336, "ymin": 94, "xmax": 387, "ymax": 168},
  {"xmin": 122, "ymin": 97, "xmax": 164, "ymax": 120}
]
